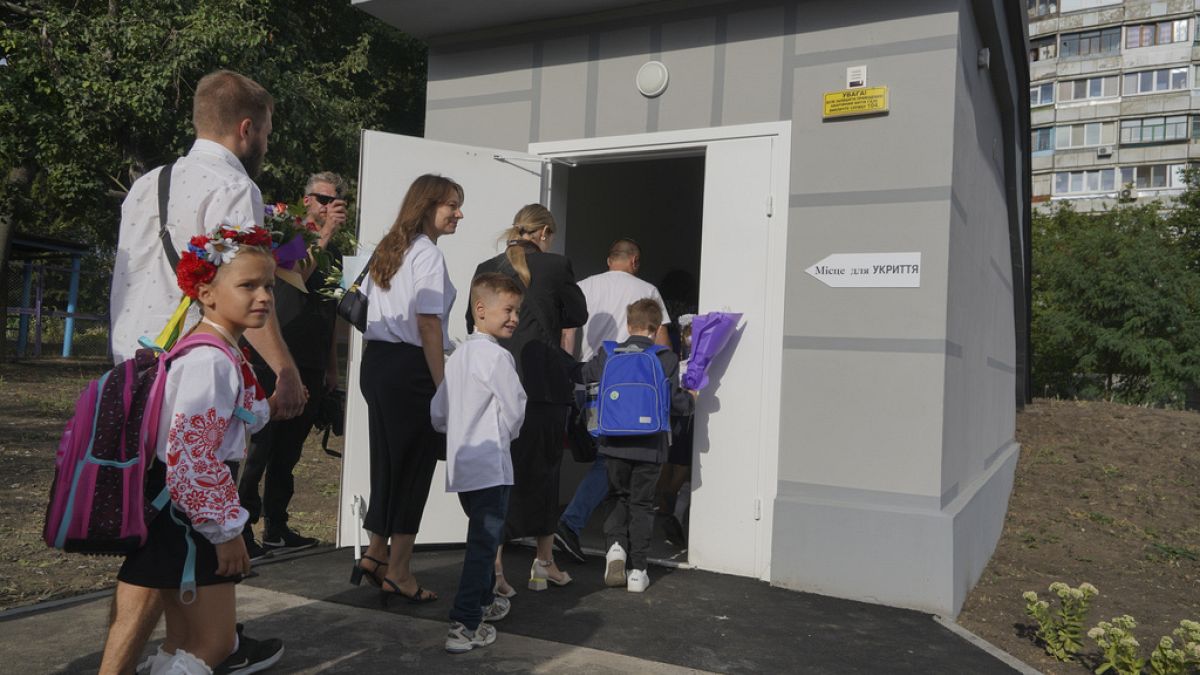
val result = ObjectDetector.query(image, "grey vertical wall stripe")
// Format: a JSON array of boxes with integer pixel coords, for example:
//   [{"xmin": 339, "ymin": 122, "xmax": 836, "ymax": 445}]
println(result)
[
  {"xmin": 986, "ymin": 357, "xmax": 1016, "ymax": 374},
  {"xmin": 529, "ymin": 42, "xmax": 543, "ymax": 143},
  {"xmin": 789, "ymin": 185, "xmax": 952, "ymax": 208},
  {"xmin": 784, "ymin": 336, "xmax": 963, "ymax": 358},
  {"xmin": 791, "ymin": 34, "xmax": 960, "ymax": 68},
  {"xmin": 647, "ymin": 23, "xmax": 662, "ymax": 133},
  {"xmin": 585, "ymin": 34, "xmax": 600, "ymax": 138},
  {"xmin": 711, "ymin": 15, "xmax": 727, "ymax": 127},
  {"xmin": 989, "ymin": 257, "xmax": 1013, "ymax": 293},
  {"xmin": 426, "ymin": 89, "xmax": 533, "ymax": 110},
  {"xmin": 779, "ymin": 4, "xmax": 797, "ymax": 120}
]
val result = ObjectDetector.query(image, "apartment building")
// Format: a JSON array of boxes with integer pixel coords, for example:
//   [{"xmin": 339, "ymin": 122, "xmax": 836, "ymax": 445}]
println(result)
[{"xmin": 1029, "ymin": 0, "xmax": 1199, "ymax": 211}]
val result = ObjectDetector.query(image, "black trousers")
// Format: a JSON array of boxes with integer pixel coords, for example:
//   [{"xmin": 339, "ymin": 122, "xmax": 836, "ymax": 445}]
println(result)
[
  {"xmin": 238, "ymin": 366, "xmax": 326, "ymax": 530},
  {"xmin": 604, "ymin": 457, "xmax": 660, "ymax": 570},
  {"xmin": 504, "ymin": 402, "xmax": 568, "ymax": 539},
  {"xmin": 360, "ymin": 340, "xmax": 441, "ymax": 536}
]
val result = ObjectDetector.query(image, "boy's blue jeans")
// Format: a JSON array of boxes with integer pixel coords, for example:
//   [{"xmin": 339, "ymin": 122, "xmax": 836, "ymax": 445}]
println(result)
[
  {"xmin": 450, "ymin": 485, "xmax": 511, "ymax": 630},
  {"xmin": 560, "ymin": 455, "xmax": 608, "ymax": 534}
]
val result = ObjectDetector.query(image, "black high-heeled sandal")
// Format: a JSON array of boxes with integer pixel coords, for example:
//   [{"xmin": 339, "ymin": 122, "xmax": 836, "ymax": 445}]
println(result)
[
  {"xmin": 380, "ymin": 577, "xmax": 437, "ymax": 606},
  {"xmin": 349, "ymin": 555, "xmax": 388, "ymax": 588}
]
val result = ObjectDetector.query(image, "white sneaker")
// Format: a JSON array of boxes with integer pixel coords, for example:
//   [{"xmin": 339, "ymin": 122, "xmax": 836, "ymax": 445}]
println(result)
[
  {"xmin": 445, "ymin": 621, "xmax": 497, "ymax": 653},
  {"xmin": 605, "ymin": 542, "xmax": 627, "ymax": 587},
  {"xmin": 482, "ymin": 596, "xmax": 510, "ymax": 622},
  {"xmin": 626, "ymin": 568, "xmax": 650, "ymax": 593}
]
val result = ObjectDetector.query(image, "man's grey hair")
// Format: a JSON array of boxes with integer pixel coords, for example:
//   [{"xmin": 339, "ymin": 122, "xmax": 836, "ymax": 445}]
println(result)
[{"xmin": 305, "ymin": 171, "xmax": 347, "ymax": 196}]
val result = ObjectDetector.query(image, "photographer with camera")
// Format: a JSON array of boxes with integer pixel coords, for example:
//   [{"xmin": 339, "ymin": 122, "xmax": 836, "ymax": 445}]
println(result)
[{"xmin": 239, "ymin": 171, "xmax": 349, "ymax": 558}]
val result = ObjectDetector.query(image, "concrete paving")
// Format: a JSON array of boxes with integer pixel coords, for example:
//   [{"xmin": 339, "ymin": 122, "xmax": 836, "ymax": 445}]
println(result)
[{"xmin": 0, "ymin": 547, "xmax": 1031, "ymax": 674}]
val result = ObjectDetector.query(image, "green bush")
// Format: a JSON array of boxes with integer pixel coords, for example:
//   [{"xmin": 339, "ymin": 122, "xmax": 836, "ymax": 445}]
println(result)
[{"xmin": 1032, "ymin": 203, "xmax": 1200, "ymax": 406}]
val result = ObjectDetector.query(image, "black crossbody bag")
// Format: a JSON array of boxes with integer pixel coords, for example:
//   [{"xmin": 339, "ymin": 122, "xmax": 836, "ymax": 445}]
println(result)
[{"xmin": 336, "ymin": 252, "xmax": 374, "ymax": 332}]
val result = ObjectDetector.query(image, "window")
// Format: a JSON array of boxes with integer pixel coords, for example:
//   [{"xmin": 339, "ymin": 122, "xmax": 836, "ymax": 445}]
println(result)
[
  {"xmin": 1059, "ymin": 0, "xmax": 1121, "ymax": 11},
  {"xmin": 1031, "ymin": 82, "xmax": 1055, "ymax": 106},
  {"xmin": 1123, "ymin": 67, "xmax": 1189, "ymax": 94},
  {"xmin": 1055, "ymin": 122, "xmax": 1115, "ymax": 149},
  {"xmin": 1029, "ymin": 36, "xmax": 1057, "ymax": 61},
  {"xmin": 1032, "ymin": 127, "xmax": 1054, "ymax": 152},
  {"xmin": 1060, "ymin": 27, "xmax": 1121, "ymax": 57},
  {"xmin": 1054, "ymin": 168, "xmax": 1117, "ymax": 194},
  {"xmin": 1057, "ymin": 75, "xmax": 1118, "ymax": 102},
  {"xmin": 1119, "ymin": 116, "xmax": 1189, "ymax": 144},
  {"xmin": 1126, "ymin": 19, "xmax": 1190, "ymax": 48},
  {"xmin": 1027, "ymin": 0, "xmax": 1057, "ymax": 16},
  {"xmin": 1120, "ymin": 164, "xmax": 1188, "ymax": 189}
]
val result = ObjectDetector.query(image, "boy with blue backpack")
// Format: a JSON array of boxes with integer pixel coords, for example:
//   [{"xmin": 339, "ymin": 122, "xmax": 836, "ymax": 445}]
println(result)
[{"xmin": 576, "ymin": 298, "xmax": 697, "ymax": 592}]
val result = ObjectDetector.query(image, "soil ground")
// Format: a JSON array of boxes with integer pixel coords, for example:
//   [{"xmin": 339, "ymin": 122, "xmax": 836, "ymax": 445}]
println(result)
[
  {"xmin": 0, "ymin": 358, "xmax": 340, "ymax": 607},
  {"xmin": 958, "ymin": 399, "xmax": 1200, "ymax": 674},
  {"xmin": 2, "ymin": 360, "xmax": 1198, "ymax": 673}
]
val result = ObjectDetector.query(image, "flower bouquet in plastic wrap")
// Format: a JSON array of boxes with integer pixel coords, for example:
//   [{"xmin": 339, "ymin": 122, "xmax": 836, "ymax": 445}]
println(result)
[{"xmin": 681, "ymin": 311, "xmax": 743, "ymax": 392}]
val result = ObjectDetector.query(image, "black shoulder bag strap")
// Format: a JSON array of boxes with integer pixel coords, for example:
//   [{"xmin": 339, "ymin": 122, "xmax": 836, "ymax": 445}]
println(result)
[{"xmin": 157, "ymin": 161, "xmax": 179, "ymax": 271}]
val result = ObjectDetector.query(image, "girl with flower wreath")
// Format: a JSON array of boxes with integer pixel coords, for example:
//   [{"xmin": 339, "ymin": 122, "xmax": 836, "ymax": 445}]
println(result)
[{"xmin": 117, "ymin": 224, "xmax": 283, "ymax": 674}]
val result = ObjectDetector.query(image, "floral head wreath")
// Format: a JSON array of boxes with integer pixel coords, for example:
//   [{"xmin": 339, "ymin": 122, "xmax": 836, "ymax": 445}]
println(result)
[{"xmin": 176, "ymin": 223, "xmax": 273, "ymax": 299}]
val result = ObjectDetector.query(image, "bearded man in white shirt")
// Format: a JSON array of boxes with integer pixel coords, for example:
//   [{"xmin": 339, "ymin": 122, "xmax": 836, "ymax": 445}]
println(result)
[
  {"xmin": 555, "ymin": 239, "xmax": 671, "ymax": 563},
  {"xmin": 102, "ymin": 69, "xmax": 298, "ymax": 675}
]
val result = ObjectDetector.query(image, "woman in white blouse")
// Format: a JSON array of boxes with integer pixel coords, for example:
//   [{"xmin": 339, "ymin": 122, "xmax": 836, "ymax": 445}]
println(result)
[{"xmin": 355, "ymin": 174, "xmax": 463, "ymax": 604}]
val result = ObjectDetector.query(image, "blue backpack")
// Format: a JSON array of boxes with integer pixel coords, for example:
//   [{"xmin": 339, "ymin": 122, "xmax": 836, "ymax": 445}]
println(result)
[{"xmin": 591, "ymin": 341, "xmax": 671, "ymax": 438}]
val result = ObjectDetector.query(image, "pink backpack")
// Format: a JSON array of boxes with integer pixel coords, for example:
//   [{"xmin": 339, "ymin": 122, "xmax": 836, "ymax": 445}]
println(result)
[{"xmin": 43, "ymin": 333, "xmax": 248, "ymax": 554}]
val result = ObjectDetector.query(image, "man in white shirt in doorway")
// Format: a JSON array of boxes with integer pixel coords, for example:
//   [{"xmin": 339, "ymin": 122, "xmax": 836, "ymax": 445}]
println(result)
[
  {"xmin": 555, "ymin": 238, "xmax": 670, "ymax": 563},
  {"xmin": 104, "ymin": 69, "xmax": 301, "ymax": 675}
]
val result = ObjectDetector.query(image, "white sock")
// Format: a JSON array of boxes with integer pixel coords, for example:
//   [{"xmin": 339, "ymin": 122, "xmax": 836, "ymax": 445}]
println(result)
[{"xmin": 153, "ymin": 648, "xmax": 212, "ymax": 675}]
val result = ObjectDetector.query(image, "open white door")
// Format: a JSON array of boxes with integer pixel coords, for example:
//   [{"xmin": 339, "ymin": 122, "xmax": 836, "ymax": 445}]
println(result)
[
  {"xmin": 338, "ymin": 130, "xmax": 543, "ymax": 547},
  {"xmin": 689, "ymin": 136, "xmax": 777, "ymax": 578}
]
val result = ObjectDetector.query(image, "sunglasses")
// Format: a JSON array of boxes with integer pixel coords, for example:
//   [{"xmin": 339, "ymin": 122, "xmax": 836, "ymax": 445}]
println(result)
[{"xmin": 308, "ymin": 193, "xmax": 345, "ymax": 206}]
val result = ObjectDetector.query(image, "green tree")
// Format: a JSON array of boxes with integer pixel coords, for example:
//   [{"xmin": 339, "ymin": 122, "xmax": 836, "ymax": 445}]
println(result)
[
  {"xmin": 1032, "ymin": 201, "xmax": 1200, "ymax": 405},
  {"xmin": 0, "ymin": 0, "xmax": 426, "ymax": 249}
]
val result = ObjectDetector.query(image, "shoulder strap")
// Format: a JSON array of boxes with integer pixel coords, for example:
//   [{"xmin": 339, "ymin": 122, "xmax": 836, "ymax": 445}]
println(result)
[
  {"xmin": 602, "ymin": 340, "xmax": 618, "ymax": 357},
  {"xmin": 166, "ymin": 333, "xmax": 256, "ymax": 422},
  {"xmin": 350, "ymin": 250, "xmax": 375, "ymax": 289},
  {"xmin": 166, "ymin": 332, "xmax": 240, "ymax": 364},
  {"xmin": 157, "ymin": 161, "xmax": 179, "ymax": 272}
]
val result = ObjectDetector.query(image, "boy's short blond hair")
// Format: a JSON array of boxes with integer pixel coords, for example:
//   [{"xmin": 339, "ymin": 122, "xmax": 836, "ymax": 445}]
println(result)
[
  {"xmin": 626, "ymin": 298, "xmax": 663, "ymax": 334},
  {"xmin": 470, "ymin": 272, "xmax": 524, "ymax": 307}
]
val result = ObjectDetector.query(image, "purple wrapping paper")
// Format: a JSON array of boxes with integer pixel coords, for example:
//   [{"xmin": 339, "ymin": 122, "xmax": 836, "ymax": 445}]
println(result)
[
  {"xmin": 272, "ymin": 234, "xmax": 309, "ymax": 270},
  {"xmin": 682, "ymin": 312, "xmax": 743, "ymax": 391}
]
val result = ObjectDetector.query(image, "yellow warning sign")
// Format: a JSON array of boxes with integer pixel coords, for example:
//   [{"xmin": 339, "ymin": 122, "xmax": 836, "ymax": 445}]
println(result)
[{"xmin": 822, "ymin": 86, "xmax": 889, "ymax": 119}]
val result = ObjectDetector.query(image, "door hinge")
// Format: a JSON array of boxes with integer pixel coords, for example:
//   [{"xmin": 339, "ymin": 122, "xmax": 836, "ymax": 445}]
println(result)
[
  {"xmin": 765, "ymin": 194, "xmax": 773, "ymax": 218},
  {"xmin": 753, "ymin": 498, "xmax": 762, "ymax": 521}
]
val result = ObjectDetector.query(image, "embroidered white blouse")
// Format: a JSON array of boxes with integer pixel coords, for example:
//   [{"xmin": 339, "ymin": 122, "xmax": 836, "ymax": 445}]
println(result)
[
  {"xmin": 155, "ymin": 345, "xmax": 270, "ymax": 544},
  {"xmin": 430, "ymin": 333, "xmax": 527, "ymax": 493}
]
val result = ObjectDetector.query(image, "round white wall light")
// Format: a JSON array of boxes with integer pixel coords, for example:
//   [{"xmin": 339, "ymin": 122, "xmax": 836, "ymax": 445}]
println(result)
[{"xmin": 636, "ymin": 60, "xmax": 669, "ymax": 98}]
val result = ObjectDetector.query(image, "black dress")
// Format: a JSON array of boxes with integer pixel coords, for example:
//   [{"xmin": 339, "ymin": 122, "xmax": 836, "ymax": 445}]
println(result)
[{"xmin": 468, "ymin": 243, "xmax": 587, "ymax": 537}]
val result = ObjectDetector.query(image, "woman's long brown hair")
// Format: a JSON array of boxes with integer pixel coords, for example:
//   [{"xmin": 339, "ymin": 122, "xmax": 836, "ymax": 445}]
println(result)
[
  {"xmin": 501, "ymin": 204, "xmax": 556, "ymax": 286},
  {"xmin": 369, "ymin": 174, "xmax": 464, "ymax": 290}
]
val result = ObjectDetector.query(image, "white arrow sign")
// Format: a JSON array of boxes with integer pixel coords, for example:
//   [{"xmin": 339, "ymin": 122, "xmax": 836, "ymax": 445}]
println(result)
[{"xmin": 805, "ymin": 252, "xmax": 921, "ymax": 288}]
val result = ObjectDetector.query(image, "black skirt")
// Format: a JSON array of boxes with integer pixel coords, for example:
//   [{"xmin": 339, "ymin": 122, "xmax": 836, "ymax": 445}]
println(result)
[
  {"xmin": 359, "ymin": 339, "xmax": 443, "ymax": 536},
  {"xmin": 504, "ymin": 402, "xmax": 568, "ymax": 539},
  {"xmin": 118, "ymin": 463, "xmax": 243, "ymax": 589}
]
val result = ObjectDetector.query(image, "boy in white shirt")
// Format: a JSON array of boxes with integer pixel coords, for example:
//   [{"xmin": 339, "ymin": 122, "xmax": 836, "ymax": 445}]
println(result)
[{"xmin": 431, "ymin": 273, "xmax": 528, "ymax": 653}]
